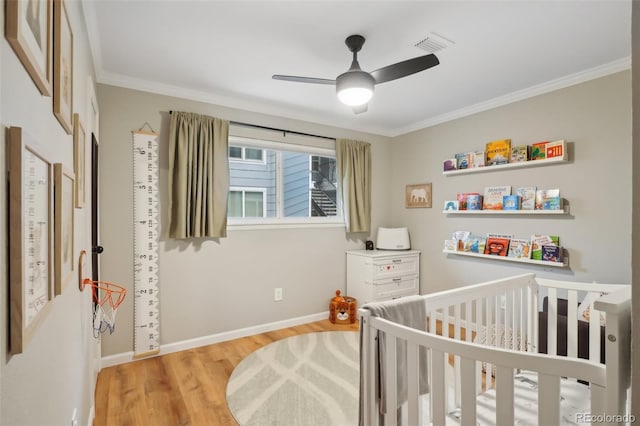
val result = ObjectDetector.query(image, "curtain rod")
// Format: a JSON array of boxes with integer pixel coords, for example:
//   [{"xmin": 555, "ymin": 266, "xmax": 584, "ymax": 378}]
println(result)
[{"xmin": 168, "ymin": 111, "xmax": 335, "ymax": 141}]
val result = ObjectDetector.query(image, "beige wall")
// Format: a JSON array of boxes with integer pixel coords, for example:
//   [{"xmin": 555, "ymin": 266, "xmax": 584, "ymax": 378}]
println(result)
[
  {"xmin": 390, "ymin": 71, "xmax": 632, "ymax": 293},
  {"xmin": 0, "ymin": 2, "xmax": 99, "ymax": 425},
  {"xmin": 96, "ymin": 85, "xmax": 393, "ymax": 356}
]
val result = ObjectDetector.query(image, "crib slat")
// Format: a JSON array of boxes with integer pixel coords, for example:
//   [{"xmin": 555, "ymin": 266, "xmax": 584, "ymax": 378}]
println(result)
[
  {"xmin": 465, "ymin": 301, "xmax": 472, "ymax": 342},
  {"xmin": 494, "ymin": 295, "xmax": 501, "ymax": 348},
  {"xmin": 548, "ymin": 287, "xmax": 558, "ymax": 355},
  {"xmin": 384, "ymin": 334, "xmax": 398, "ymax": 426},
  {"xmin": 589, "ymin": 294, "xmax": 600, "ymax": 363},
  {"xmin": 529, "ymin": 284, "xmax": 539, "ymax": 353},
  {"xmin": 505, "ymin": 290, "xmax": 514, "ymax": 349},
  {"xmin": 495, "ymin": 366, "xmax": 515, "ymax": 425},
  {"xmin": 485, "ymin": 297, "xmax": 494, "ymax": 384},
  {"xmin": 591, "ymin": 384, "xmax": 606, "ymax": 424},
  {"xmin": 454, "ymin": 303, "xmax": 461, "ymax": 408},
  {"xmin": 567, "ymin": 290, "xmax": 578, "ymax": 359},
  {"xmin": 538, "ymin": 373, "xmax": 561, "ymax": 426},
  {"xmin": 431, "ymin": 349, "xmax": 446, "ymax": 426},
  {"xmin": 460, "ymin": 357, "xmax": 477, "ymax": 426},
  {"xmin": 475, "ymin": 299, "xmax": 482, "ymax": 394},
  {"xmin": 406, "ymin": 341, "xmax": 419, "ymax": 426}
]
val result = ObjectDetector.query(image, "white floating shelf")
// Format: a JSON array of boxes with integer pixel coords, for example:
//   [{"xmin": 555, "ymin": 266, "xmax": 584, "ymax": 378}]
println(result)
[
  {"xmin": 443, "ymin": 207, "xmax": 569, "ymax": 215},
  {"xmin": 443, "ymin": 249, "xmax": 568, "ymax": 268},
  {"xmin": 443, "ymin": 156, "xmax": 568, "ymax": 176}
]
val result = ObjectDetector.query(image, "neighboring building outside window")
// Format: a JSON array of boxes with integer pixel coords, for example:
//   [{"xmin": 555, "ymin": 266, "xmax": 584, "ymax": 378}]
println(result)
[
  {"xmin": 228, "ymin": 187, "xmax": 266, "ymax": 218},
  {"xmin": 227, "ymin": 136, "xmax": 342, "ymax": 227}
]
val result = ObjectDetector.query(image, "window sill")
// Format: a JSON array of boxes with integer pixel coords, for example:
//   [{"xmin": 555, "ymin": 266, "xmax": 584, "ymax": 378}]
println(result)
[{"xmin": 227, "ymin": 218, "xmax": 345, "ymax": 231}]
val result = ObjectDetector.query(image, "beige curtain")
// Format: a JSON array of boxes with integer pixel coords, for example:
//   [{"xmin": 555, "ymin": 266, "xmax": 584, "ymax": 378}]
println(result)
[
  {"xmin": 168, "ymin": 111, "xmax": 229, "ymax": 238},
  {"xmin": 336, "ymin": 138, "xmax": 371, "ymax": 233}
]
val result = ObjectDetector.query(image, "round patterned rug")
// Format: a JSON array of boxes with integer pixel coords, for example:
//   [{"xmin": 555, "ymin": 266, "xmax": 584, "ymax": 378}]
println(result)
[{"xmin": 226, "ymin": 331, "xmax": 359, "ymax": 426}]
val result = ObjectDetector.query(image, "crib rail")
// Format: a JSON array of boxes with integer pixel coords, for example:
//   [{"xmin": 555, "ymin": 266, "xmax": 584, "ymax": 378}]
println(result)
[{"xmin": 359, "ymin": 273, "xmax": 632, "ymax": 426}]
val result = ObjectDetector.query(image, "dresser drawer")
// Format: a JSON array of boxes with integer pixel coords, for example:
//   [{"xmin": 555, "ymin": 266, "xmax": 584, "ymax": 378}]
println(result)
[
  {"xmin": 372, "ymin": 255, "xmax": 418, "ymax": 279},
  {"xmin": 372, "ymin": 275, "xmax": 418, "ymax": 299}
]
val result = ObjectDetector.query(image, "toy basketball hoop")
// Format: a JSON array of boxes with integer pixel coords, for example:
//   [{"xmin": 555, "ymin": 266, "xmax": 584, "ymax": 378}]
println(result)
[{"xmin": 82, "ymin": 278, "xmax": 127, "ymax": 337}]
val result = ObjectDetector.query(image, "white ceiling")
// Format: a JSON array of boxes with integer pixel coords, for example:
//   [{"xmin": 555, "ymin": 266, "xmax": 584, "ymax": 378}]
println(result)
[{"xmin": 83, "ymin": 1, "xmax": 632, "ymax": 137}]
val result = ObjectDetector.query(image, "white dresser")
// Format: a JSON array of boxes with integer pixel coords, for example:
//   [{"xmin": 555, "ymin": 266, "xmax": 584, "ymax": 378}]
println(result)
[{"xmin": 346, "ymin": 250, "xmax": 420, "ymax": 304}]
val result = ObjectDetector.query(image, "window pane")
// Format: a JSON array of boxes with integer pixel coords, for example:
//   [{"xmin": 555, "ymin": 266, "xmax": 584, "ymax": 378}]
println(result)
[
  {"xmin": 229, "ymin": 146, "xmax": 242, "ymax": 159},
  {"xmin": 244, "ymin": 192, "xmax": 264, "ymax": 217},
  {"xmin": 245, "ymin": 148, "xmax": 263, "ymax": 161},
  {"xmin": 282, "ymin": 153, "xmax": 338, "ymax": 217},
  {"xmin": 229, "ymin": 150, "xmax": 276, "ymax": 218},
  {"xmin": 228, "ymin": 191, "xmax": 242, "ymax": 217}
]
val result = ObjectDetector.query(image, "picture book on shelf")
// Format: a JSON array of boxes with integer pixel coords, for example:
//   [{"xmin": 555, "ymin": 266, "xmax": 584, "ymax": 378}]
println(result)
[
  {"xmin": 545, "ymin": 140, "xmax": 566, "ymax": 160},
  {"xmin": 510, "ymin": 145, "xmax": 530, "ymax": 163},
  {"xmin": 503, "ymin": 195, "xmax": 521, "ymax": 210},
  {"xmin": 542, "ymin": 245, "xmax": 563, "ymax": 262},
  {"xmin": 515, "ymin": 187, "xmax": 536, "ymax": 210},
  {"xmin": 485, "ymin": 139, "xmax": 511, "ymax": 166},
  {"xmin": 444, "ymin": 200, "xmax": 459, "ymax": 211},
  {"xmin": 466, "ymin": 194, "xmax": 483, "ymax": 210},
  {"xmin": 531, "ymin": 141, "xmax": 549, "ymax": 160},
  {"xmin": 471, "ymin": 151, "xmax": 485, "ymax": 168},
  {"xmin": 484, "ymin": 236, "xmax": 510, "ymax": 256},
  {"xmin": 531, "ymin": 234, "xmax": 559, "ymax": 260},
  {"xmin": 454, "ymin": 152, "xmax": 470, "ymax": 169},
  {"xmin": 535, "ymin": 188, "xmax": 560, "ymax": 210},
  {"xmin": 483, "ymin": 186, "xmax": 511, "ymax": 210},
  {"xmin": 443, "ymin": 158, "xmax": 457, "ymax": 171},
  {"xmin": 457, "ymin": 192, "xmax": 479, "ymax": 210},
  {"xmin": 507, "ymin": 239, "xmax": 531, "ymax": 259},
  {"xmin": 462, "ymin": 234, "xmax": 486, "ymax": 254}
]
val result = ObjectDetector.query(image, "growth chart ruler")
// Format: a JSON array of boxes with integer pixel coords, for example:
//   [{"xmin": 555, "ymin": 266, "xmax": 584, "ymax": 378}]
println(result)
[{"xmin": 132, "ymin": 130, "xmax": 160, "ymax": 358}]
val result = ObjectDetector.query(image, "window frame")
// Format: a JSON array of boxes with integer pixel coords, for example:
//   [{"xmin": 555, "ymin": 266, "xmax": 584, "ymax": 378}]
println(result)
[
  {"xmin": 229, "ymin": 145, "xmax": 266, "ymax": 164},
  {"xmin": 228, "ymin": 186, "xmax": 267, "ymax": 218},
  {"xmin": 227, "ymin": 136, "xmax": 344, "ymax": 229}
]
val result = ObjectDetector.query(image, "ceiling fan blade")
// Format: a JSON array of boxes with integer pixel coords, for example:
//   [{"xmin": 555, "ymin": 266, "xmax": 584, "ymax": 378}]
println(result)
[
  {"xmin": 272, "ymin": 75, "xmax": 336, "ymax": 85},
  {"xmin": 352, "ymin": 104, "xmax": 368, "ymax": 114},
  {"xmin": 370, "ymin": 54, "xmax": 440, "ymax": 84}
]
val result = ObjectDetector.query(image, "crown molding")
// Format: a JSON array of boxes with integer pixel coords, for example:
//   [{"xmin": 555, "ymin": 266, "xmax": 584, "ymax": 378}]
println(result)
[
  {"xmin": 95, "ymin": 70, "xmax": 394, "ymax": 137},
  {"xmin": 390, "ymin": 57, "xmax": 631, "ymax": 137}
]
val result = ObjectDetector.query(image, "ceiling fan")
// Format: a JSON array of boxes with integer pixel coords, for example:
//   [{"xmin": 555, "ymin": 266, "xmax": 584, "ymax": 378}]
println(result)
[{"xmin": 273, "ymin": 35, "xmax": 440, "ymax": 114}]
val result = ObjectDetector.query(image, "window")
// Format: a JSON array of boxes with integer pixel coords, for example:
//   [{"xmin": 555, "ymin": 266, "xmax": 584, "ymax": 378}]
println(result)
[
  {"xmin": 228, "ymin": 188, "xmax": 266, "ymax": 218},
  {"xmin": 227, "ymin": 136, "xmax": 342, "ymax": 226},
  {"xmin": 229, "ymin": 146, "xmax": 264, "ymax": 163}
]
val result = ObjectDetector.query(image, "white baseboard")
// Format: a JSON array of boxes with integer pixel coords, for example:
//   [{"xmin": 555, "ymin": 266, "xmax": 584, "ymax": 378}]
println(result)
[
  {"xmin": 87, "ymin": 405, "xmax": 95, "ymax": 426},
  {"xmin": 101, "ymin": 311, "xmax": 329, "ymax": 368}
]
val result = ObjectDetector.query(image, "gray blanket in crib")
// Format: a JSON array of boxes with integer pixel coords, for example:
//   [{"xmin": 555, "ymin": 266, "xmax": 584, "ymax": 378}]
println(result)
[{"xmin": 359, "ymin": 296, "xmax": 429, "ymax": 426}]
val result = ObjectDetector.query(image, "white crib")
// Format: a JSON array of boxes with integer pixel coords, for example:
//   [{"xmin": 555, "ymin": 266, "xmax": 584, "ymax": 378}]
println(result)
[{"xmin": 359, "ymin": 273, "xmax": 632, "ymax": 426}]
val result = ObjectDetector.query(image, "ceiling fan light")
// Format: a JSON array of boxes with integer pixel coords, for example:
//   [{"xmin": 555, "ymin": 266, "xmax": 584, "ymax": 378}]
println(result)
[{"xmin": 336, "ymin": 71, "xmax": 374, "ymax": 106}]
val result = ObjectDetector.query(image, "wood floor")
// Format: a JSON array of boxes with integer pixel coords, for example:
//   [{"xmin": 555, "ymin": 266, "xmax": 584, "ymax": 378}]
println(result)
[{"xmin": 93, "ymin": 320, "xmax": 359, "ymax": 426}]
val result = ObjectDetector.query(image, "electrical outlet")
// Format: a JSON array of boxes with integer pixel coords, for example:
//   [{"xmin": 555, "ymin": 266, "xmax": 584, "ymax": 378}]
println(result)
[{"xmin": 274, "ymin": 288, "xmax": 283, "ymax": 301}]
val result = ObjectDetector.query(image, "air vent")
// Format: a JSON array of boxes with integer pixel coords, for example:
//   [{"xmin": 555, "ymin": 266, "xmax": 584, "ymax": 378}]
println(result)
[{"xmin": 415, "ymin": 32, "xmax": 455, "ymax": 53}]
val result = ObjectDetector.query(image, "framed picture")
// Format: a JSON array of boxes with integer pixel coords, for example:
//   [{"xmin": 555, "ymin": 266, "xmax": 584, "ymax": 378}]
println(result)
[
  {"xmin": 405, "ymin": 183, "xmax": 432, "ymax": 208},
  {"xmin": 53, "ymin": 0, "xmax": 73, "ymax": 134},
  {"xmin": 54, "ymin": 164, "xmax": 75, "ymax": 295},
  {"xmin": 73, "ymin": 113, "xmax": 85, "ymax": 208},
  {"xmin": 5, "ymin": 0, "xmax": 52, "ymax": 96},
  {"xmin": 7, "ymin": 127, "xmax": 54, "ymax": 355}
]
